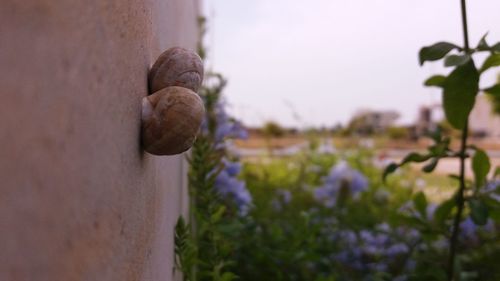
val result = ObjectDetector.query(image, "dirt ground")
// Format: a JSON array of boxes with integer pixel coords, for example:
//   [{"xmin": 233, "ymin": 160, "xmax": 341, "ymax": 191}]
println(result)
[{"xmin": 234, "ymin": 136, "xmax": 500, "ymax": 177}]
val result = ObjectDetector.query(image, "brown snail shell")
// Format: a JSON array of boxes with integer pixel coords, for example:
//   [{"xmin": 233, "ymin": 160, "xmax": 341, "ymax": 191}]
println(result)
[
  {"xmin": 141, "ymin": 86, "xmax": 205, "ymax": 155},
  {"xmin": 148, "ymin": 47, "xmax": 204, "ymax": 93}
]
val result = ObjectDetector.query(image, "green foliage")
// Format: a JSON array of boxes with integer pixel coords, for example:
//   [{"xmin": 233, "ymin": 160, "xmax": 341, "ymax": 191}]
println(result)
[
  {"xmin": 469, "ymin": 199, "xmax": 489, "ymax": 226},
  {"xmin": 480, "ymin": 53, "xmax": 500, "ymax": 73},
  {"xmin": 175, "ymin": 217, "xmax": 197, "ymax": 281},
  {"xmin": 390, "ymin": 8, "xmax": 500, "ymax": 279},
  {"xmin": 484, "ymin": 74, "xmax": 500, "ymax": 115},
  {"xmin": 434, "ymin": 197, "xmax": 456, "ymax": 225},
  {"xmin": 383, "ymin": 130, "xmax": 452, "ymax": 181},
  {"xmin": 178, "ymin": 5, "xmax": 500, "ymax": 281},
  {"xmin": 444, "ymin": 54, "xmax": 471, "ymax": 67},
  {"xmin": 413, "ymin": 191, "xmax": 428, "ymax": 219},
  {"xmin": 178, "ymin": 75, "xmax": 241, "ymax": 281},
  {"xmin": 442, "ymin": 60, "xmax": 479, "ymax": 129},
  {"xmin": 383, "ymin": 162, "xmax": 398, "ymax": 182},
  {"xmin": 174, "ymin": 18, "xmax": 241, "ymax": 281},
  {"xmin": 419, "ymin": 42, "xmax": 461, "ymax": 65},
  {"xmin": 484, "ymin": 84, "xmax": 500, "ymax": 96},
  {"xmin": 233, "ymin": 150, "xmax": 410, "ymax": 280},
  {"xmin": 387, "ymin": 126, "xmax": 409, "ymax": 140},
  {"xmin": 476, "ymin": 33, "xmax": 490, "ymax": 51},
  {"xmin": 262, "ymin": 121, "xmax": 286, "ymax": 138},
  {"xmin": 472, "ymin": 149, "xmax": 491, "ymax": 189},
  {"xmin": 424, "ymin": 75, "xmax": 447, "ymax": 87},
  {"xmin": 228, "ymin": 147, "xmax": 500, "ymax": 281}
]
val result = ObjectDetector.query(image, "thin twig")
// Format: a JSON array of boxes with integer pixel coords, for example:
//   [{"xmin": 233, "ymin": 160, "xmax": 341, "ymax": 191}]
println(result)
[{"xmin": 447, "ymin": 1, "xmax": 471, "ymax": 280}]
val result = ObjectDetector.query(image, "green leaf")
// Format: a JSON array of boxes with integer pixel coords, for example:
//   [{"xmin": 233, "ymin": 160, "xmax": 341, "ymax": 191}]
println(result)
[
  {"xmin": 469, "ymin": 199, "xmax": 489, "ymax": 225},
  {"xmin": 484, "ymin": 84, "xmax": 500, "ymax": 96},
  {"xmin": 428, "ymin": 127, "xmax": 443, "ymax": 143},
  {"xmin": 422, "ymin": 158, "xmax": 439, "ymax": 173},
  {"xmin": 419, "ymin": 42, "xmax": 460, "ymax": 65},
  {"xmin": 492, "ymin": 42, "xmax": 500, "ymax": 52},
  {"xmin": 484, "ymin": 194, "xmax": 500, "ymax": 207},
  {"xmin": 444, "ymin": 54, "xmax": 471, "ymax": 67},
  {"xmin": 424, "ymin": 75, "xmax": 447, "ymax": 88},
  {"xmin": 429, "ymin": 141, "xmax": 449, "ymax": 157},
  {"xmin": 383, "ymin": 163, "xmax": 398, "ymax": 182},
  {"xmin": 413, "ymin": 191, "xmax": 428, "ymax": 219},
  {"xmin": 434, "ymin": 197, "xmax": 455, "ymax": 225},
  {"xmin": 480, "ymin": 53, "xmax": 500, "ymax": 73},
  {"xmin": 220, "ymin": 272, "xmax": 238, "ymax": 281},
  {"xmin": 401, "ymin": 152, "xmax": 432, "ymax": 164},
  {"xmin": 472, "ymin": 149, "xmax": 491, "ymax": 188},
  {"xmin": 495, "ymin": 166, "xmax": 500, "ymax": 178},
  {"xmin": 427, "ymin": 267, "xmax": 448, "ymax": 280},
  {"xmin": 477, "ymin": 33, "xmax": 489, "ymax": 51},
  {"xmin": 210, "ymin": 205, "xmax": 227, "ymax": 223},
  {"xmin": 442, "ymin": 61, "xmax": 479, "ymax": 129}
]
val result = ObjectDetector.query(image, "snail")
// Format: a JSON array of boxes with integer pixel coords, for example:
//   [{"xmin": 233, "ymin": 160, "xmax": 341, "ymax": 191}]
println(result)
[
  {"xmin": 148, "ymin": 47, "xmax": 204, "ymax": 93},
  {"xmin": 141, "ymin": 47, "xmax": 205, "ymax": 155}
]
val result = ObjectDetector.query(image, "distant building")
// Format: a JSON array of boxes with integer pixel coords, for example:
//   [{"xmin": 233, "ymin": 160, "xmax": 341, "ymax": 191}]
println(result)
[
  {"xmin": 348, "ymin": 109, "xmax": 400, "ymax": 135},
  {"xmin": 469, "ymin": 95, "xmax": 500, "ymax": 138},
  {"xmin": 415, "ymin": 104, "xmax": 442, "ymax": 136},
  {"xmin": 414, "ymin": 95, "xmax": 500, "ymax": 139}
]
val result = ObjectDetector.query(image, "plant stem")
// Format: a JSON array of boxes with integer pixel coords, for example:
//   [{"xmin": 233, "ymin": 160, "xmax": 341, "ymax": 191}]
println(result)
[
  {"xmin": 447, "ymin": 1, "xmax": 470, "ymax": 280},
  {"xmin": 447, "ymin": 122, "xmax": 468, "ymax": 280},
  {"xmin": 460, "ymin": 0, "xmax": 470, "ymax": 51}
]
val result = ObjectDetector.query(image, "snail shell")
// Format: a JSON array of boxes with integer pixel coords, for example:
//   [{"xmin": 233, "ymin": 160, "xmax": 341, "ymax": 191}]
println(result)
[
  {"xmin": 148, "ymin": 47, "xmax": 204, "ymax": 93},
  {"xmin": 141, "ymin": 86, "xmax": 205, "ymax": 155}
]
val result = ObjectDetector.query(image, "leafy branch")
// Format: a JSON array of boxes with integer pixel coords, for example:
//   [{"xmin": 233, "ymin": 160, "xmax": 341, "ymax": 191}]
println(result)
[{"xmin": 384, "ymin": 1, "xmax": 500, "ymax": 280}]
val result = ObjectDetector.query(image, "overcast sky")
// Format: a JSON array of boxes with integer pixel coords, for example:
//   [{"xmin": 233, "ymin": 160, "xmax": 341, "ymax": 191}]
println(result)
[{"xmin": 202, "ymin": 0, "xmax": 500, "ymax": 128}]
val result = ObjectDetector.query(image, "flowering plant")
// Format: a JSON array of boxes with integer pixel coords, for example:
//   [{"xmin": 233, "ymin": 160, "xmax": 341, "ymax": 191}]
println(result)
[{"xmin": 175, "ymin": 4, "xmax": 500, "ymax": 280}]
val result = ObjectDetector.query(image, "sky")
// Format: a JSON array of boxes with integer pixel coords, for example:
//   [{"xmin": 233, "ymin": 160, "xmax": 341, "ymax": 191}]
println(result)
[{"xmin": 202, "ymin": 0, "xmax": 500, "ymax": 128}]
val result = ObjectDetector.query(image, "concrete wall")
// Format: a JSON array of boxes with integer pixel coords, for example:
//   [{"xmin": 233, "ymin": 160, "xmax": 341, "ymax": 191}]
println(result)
[{"xmin": 0, "ymin": 0, "xmax": 200, "ymax": 280}]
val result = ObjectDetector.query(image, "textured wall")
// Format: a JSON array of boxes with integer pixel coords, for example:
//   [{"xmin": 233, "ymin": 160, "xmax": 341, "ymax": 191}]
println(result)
[{"xmin": 0, "ymin": 0, "xmax": 199, "ymax": 280}]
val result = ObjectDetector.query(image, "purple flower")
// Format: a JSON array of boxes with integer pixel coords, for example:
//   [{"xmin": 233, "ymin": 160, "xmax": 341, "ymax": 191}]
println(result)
[
  {"xmin": 199, "ymin": 99, "xmax": 248, "ymax": 145},
  {"xmin": 316, "ymin": 139, "xmax": 336, "ymax": 154},
  {"xmin": 314, "ymin": 161, "xmax": 369, "ymax": 207},
  {"xmin": 339, "ymin": 230, "xmax": 358, "ymax": 244},
  {"xmin": 214, "ymin": 159, "xmax": 252, "ymax": 215},
  {"xmin": 223, "ymin": 159, "xmax": 241, "ymax": 177},
  {"xmin": 482, "ymin": 180, "xmax": 500, "ymax": 202},
  {"xmin": 398, "ymin": 201, "xmax": 437, "ymax": 221},
  {"xmin": 426, "ymin": 203, "xmax": 437, "ymax": 221},
  {"xmin": 459, "ymin": 217, "xmax": 477, "ymax": 241},
  {"xmin": 482, "ymin": 219, "xmax": 496, "ymax": 233},
  {"xmin": 277, "ymin": 189, "xmax": 292, "ymax": 204},
  {"xmin": 431, "ymin": 237, "xmax": 449, "ymax": 251},
  {"xmin": 458, "ymin": 217, "xmax": 496, "ymax": 243},
  {"xmin": 385, "ymin": 243, "xmax": 409, "ymax": 257},
  {"xmin": 213, "ymin": 102, "xmax": 248, "ymax": 142},
  {"xmin": 376, "ymin": 223, "xmax": 391, "ymax": 232},
  {"xmin": 395, "ymin": 227, "xmax": 420, "ymax": 244}
]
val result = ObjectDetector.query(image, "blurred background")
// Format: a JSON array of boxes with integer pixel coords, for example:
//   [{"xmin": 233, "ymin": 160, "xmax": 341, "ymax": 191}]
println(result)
[
  {"xmin": 200, "ymin": 0, "xmax": 500, "ymax": 172},
  {"xmin": 203, "ymin": 0, "xmax": 499, "ymax": 124}
]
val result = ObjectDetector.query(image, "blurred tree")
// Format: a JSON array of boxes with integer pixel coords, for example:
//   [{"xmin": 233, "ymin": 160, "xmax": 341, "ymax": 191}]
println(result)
[
  {"xmin": 387, "ymin": 126, "xmax": 409, "ymax": 140},
  {"xmin": 262, "ymin": 121, "xmax": 285, "ymax": 138}
]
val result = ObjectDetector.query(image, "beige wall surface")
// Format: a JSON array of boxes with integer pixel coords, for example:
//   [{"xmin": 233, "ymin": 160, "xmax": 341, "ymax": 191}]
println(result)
[{"xmin": 0, "ymin": 0, "xmax": 199, "ymax": 280}]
